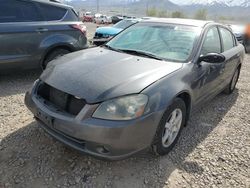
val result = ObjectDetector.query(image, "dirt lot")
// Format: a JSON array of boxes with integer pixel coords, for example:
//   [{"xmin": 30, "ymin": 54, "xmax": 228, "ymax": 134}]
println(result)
[{"xmin": 0, "ymin": 25, "xmax": 250, "ymax": 187}]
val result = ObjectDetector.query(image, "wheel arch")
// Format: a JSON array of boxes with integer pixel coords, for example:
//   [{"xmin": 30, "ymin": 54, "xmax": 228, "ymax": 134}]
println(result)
[
  {"xmin": 40, "ymin": 44, "xmax": 74, "ymax": 68},
  {"xmin": 175, "ymin": 91, "xmax": 192, "ymax": 126}
]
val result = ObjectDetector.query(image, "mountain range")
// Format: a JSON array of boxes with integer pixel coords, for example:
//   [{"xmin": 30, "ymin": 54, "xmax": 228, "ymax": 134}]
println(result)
[
  {"xmin": 64, "ymin": 0, "xmax": 250, "ymax": 7},
  {"xmin": 63, "ymin": 0, "xmax": 250, "ymax": 21},
  {"xmin": 170, "ymin": 0, "xmax": 250, "ymax": 7}
]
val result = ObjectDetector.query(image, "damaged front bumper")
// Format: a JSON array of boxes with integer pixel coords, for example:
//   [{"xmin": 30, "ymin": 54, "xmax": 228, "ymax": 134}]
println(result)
[{"xmin": 24, "ymin": 81, "xmax": 162, "ymax": 160}]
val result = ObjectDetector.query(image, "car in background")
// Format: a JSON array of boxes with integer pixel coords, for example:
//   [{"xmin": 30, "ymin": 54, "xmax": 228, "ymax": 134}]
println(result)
[
  {"xmin": 111, "ymin": 15, "xmax": 124, "ymax": 24},
  {"xmin": 111, "ymin": 15, "xmax": 136, "ymax": 24},
  {"xmin": 229, "ymin": 24, "xmax": 245, "ymax": 43},
  {"xmin": 25, "ymin": 18, "xmax": 244, "ymax": 160},
  {"xmin": 245, "ymin": 24, "xmax": 250, "ymax": 53},
  {"xmin": 93, "ymin": 19, "xmax": 139, "ymax": 46},
  {"xmin": 94, "ymin": 15, "xmax": 112, "ymax": 24},
  {"xmin": 229, "ymin": 24, "xmax": 250, "ymax": 53},
  {"xmin": 0, "ymin": 0, "xmax": 88, "ymax": 72},
  {"xmin": 83, "ymin": 12, "xmax": 94, "ymax": 22}
]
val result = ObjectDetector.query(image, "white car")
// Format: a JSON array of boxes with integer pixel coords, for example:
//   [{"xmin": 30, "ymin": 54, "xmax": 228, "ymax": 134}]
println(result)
[{"xmin": 94, "ymin": 15, "xmax": 112, "ymax": 24}]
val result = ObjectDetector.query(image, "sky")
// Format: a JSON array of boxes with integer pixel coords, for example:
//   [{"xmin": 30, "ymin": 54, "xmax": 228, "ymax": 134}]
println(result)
[
  {"xmin": 169, "ymin": 0, "xmax": 248, "ymax": 6},
  {"xmin": 63, "ymin": 0, "xmax": 249, "ymax": 7}
]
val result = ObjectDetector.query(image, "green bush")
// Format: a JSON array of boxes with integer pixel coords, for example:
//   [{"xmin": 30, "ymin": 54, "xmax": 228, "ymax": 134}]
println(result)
[
  {"xmin": 146, "ymin": 7, "xmax": 157, "ymax": 17},
  {"xmin": 172, "ymin": 11, "xmax": 185, "ymax": 18},
  {"xmin": 158, "ymin": 10, "xmax": 168, "ymax": 18},
  {"xmin": 194, "ymin": 9, "xmax": 207, "ymax": 20}
]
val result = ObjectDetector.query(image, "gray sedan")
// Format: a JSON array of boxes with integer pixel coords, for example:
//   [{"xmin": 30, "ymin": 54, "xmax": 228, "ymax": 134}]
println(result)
[{"xmin": 25, "ymin": 18, "xmax": 245, "ymax": 160}]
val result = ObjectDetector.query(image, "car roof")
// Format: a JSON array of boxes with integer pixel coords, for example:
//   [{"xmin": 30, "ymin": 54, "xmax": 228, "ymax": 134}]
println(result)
[
  {"xmin": 141, "ymin": 18, "xmax": 214, "ymax": 27},
  {"xmin": 122, "ymin": 18, "xmax": 140, "ymax": 21},
  {"xmin": 30, "ymin": 0, "xmax": 73, "ymax": 9}
]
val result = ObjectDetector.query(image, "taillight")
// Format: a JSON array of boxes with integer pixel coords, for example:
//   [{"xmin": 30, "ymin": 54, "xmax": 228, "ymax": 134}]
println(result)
[{"xmin": 71, "ymin": 24, "xmax": 87, "ymax": 36}]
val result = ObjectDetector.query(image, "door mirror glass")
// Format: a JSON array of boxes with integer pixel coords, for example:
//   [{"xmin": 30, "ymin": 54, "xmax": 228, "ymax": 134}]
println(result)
[{"xmin": 198, "ymin": 53, "xmax": 226, "ymax": 63}]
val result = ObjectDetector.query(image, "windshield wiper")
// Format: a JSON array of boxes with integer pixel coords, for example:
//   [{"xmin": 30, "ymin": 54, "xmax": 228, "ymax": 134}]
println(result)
[
  {"xmin": 118, "ymin": 49, "xmax": 164, "ymax": 61},
  {"xmin": 102, "ymin": 45, "xmax": 123, "ymax": 53}
]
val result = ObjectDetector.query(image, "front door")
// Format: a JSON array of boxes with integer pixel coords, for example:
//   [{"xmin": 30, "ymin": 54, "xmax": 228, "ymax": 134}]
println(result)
[{"xmin": 194, "ymin": 26, "xmax": 225, "ymax": 104}]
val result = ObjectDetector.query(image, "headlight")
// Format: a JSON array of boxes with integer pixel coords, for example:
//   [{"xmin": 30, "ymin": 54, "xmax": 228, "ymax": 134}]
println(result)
[{"xmin": 92, "ymin": 94, "xmax": 148, "ymax": 120}]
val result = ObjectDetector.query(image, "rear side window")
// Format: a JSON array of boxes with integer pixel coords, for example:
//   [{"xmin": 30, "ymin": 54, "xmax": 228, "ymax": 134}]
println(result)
[
  {"xmin": 65, "ymin": 8, "xmax": 79, "ymax": 21},
  {"xmin": 38, "ymin": 3, "xmax": 67, "ymax": 21},
  {"xmin": 219, "ymin": 27, "xmax": 235, "ymax": 51},
  {"xmin": 201, "ymin": 27, "xmax": 221, "ymax": 56},
  {"xmin": 0, "ymin": 0, "xmax": 42, "ymax": 23}
]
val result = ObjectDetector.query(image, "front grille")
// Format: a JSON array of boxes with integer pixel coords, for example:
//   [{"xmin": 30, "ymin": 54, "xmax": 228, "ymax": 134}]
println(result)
[
  {"xmin": 37, "ymin": 83, "xmax": 86, "ymax": 116},
  {"xmin": 95, "ymin": 32, "xmax": 103, "ymax": 38},
  {"xmin": 95, "ymin": 33, "xmax": 110, "ymax": 39}
]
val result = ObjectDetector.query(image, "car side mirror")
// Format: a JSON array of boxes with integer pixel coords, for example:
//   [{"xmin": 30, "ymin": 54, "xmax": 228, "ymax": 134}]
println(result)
[{"xmin": 198, "ymin": 53, "xmax": 226, "ymax": 64}]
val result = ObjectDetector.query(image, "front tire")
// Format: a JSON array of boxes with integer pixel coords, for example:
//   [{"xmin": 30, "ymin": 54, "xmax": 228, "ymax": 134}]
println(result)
[
  {"xmin": 43, "ymin": 48, "xmax": 70, "ymax": 70},
  {"xmin": 152, "ymin": 98, "xmax": 186, "ymax": 156}
]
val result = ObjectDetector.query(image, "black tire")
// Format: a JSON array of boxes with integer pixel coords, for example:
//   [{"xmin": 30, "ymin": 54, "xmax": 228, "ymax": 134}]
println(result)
[
  {"xmin": 43, "ymin": 48, "xmax": 70, "ymax": 69},
  {"xmin": 245, "ymin": 45, "xmax": 250, "ymax": 54},
  {"xmin": 152, "ymin": 98, "xmax": 186, "ymax": 156},
  {"xmin": 224, "ymin": 67, "xmax": 240, "ymax": 94}
]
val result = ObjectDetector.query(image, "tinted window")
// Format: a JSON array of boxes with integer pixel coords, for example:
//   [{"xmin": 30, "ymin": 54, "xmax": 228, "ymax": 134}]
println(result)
[
  {"xmin": 38, "ymin": 3, "xmax": 67, "ymax": 21},
  {"xmin": 201, "ymin": 27, "xmax": 221, "ymax": 55},
  {"xmin": 65, "ymin": 9, "xmax": 79, "ymax": 21},
  {"xmin": 220, "ymin": 27, "xmax": 235, "ymax": 51},
  {"xmin": 0, "ymin": 0, "xmax": 42, "ymax": 22}
]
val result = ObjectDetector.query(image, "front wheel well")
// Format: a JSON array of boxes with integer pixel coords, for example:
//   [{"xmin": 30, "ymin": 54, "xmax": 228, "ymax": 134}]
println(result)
[
  {"xmin": 176, "ymin": 92, "xmax": 191, "ymax": 126},
  {"xmin": 42, "ymin": 45, "xmax": 73, "ymax": 68}
]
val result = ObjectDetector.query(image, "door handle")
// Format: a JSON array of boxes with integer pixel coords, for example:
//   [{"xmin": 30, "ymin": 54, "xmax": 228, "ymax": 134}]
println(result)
[{"xmin": 36, "ymin": 28, "xmax": 48, "ymax": 33}]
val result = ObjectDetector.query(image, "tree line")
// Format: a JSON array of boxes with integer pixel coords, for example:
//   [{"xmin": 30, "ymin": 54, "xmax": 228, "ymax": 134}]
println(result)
[{"xmin": 146, "ymin": 8, "xmax": 208, "ymax": 20}]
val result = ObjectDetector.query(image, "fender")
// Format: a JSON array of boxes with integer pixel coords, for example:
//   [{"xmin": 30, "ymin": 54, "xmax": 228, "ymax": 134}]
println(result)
[
  {"xmin": 39, "ymin": 34, "xmax": 79, "ymax": 65},
  {"xmin": 142, "ymin": 65, "xmax": 194, "ymax": 115}
]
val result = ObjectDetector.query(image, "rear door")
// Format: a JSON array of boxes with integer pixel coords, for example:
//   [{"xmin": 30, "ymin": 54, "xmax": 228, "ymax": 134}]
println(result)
[
  {"xmin": 218, "ymin": 27, "xmax": 240, "ymax": 86},
  {"xmin": 35, "ymin": 3, "xmax": 86, "ymax": 52},
  {"xmin": 0, "ymin": 0, "xmax": 44, "ymax": 70}
]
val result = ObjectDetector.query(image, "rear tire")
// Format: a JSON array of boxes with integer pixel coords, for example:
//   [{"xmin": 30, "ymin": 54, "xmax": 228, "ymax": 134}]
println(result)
[
  {"xmin": 245, "ymin": 46, "xmax": 250, "ymax": 53},
  {"xmin": 224, "ymin": 67, "xmax": 240, "ymax": 94},
  {"xmin": 43, "ymin": 48, "xmax": 70, "ymax": 70},
  {"xmin": 152, "ymin": 98, "xmax": 186, "ymax": 156}
]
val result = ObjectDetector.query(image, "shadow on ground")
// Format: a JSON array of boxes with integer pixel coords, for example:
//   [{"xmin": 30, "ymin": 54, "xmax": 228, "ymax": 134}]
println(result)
[
  {"xmin": 0, "ymin": 70, "xmax": 41, "ymax": 98},
  {"xmin": 0, "ymin": 89, "xmax": 239, "ymax": 187}
]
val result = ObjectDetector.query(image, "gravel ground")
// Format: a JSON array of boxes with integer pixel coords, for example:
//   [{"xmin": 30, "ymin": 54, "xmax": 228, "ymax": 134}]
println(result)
[{"xmin": 0, "ymin": 33, "xmax": 250, "ymax": 187}]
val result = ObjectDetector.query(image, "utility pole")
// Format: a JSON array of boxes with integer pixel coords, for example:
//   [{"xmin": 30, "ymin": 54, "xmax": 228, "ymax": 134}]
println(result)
[
  {"xmin": 97, "ymin": 0, "xmax": 100, "ymax": 13},
  {"xmin": 146, "ymin": 0, "xmax": 149, "ymax": 15}
]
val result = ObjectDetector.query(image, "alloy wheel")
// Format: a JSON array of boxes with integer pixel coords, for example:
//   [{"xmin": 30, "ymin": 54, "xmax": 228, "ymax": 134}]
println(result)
[{"xmin": 162, "ymin": 108, "xmax": 183, "ymax": 148}]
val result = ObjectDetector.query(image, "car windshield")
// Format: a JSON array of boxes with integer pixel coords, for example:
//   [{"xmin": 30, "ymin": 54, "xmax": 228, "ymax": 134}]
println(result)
[
  {"xmin": 107, "ymin": 23, "xmax": 201, "ymax": 62},
  {"xmin": 113, "ymin": 20, "xmax": 137, "ymax": 29}
]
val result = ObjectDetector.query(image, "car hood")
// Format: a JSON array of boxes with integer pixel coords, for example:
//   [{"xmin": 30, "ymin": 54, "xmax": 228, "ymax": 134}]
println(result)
[
  {"xmin": 96, "ymin": 27, "xmax": 122, "ymax": 36},
  {"xmin": 40, "ymin": 47, "xmax": 183, "ymax": 103}
]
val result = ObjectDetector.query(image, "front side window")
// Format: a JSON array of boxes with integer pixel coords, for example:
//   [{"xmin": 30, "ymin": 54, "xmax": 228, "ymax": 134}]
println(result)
[
  {"xmin": 107, "ymin": 23, "xmax": 201, "ymax": 62},
  {"xmin": 219, "ymin": 27, "xmax": 235, "ymax": 51},
  {"xmin": 201, "ymin": 27, "xmax": 221, "ymax": 56},
  {"xmin": 0, "ymin": 0, "xmax": 42, "ymax": 23}
]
